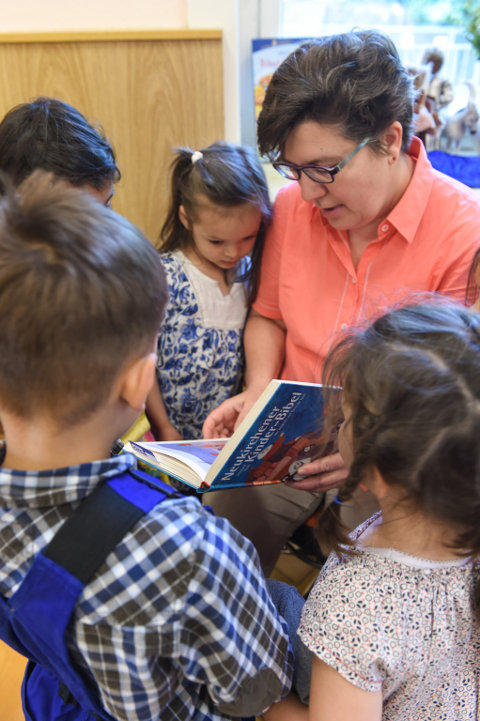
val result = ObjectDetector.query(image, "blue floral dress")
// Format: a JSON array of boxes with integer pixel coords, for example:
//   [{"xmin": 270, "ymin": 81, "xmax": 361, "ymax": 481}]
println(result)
[{"xmin": 157, "ymin": 250, "xmax": 249, "ymax": 438}]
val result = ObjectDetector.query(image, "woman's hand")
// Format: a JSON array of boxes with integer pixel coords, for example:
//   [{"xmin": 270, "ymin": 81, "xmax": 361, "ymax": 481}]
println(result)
[
  {"xmin": 284, "ymin": 451, "xmax": 347, "ymax": 493},
  {"xmin": 202, "ymin": 392, "xmax": 247, "ymax": 438},
  {"xmin": 202, "ymin": 386, "xmax": 264, "ymax": 438}
]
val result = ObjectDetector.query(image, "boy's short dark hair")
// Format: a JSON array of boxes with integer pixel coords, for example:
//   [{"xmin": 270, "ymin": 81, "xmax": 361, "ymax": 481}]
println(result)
[
  {"xmin": 0, "ymin": 97, "xmax": 120, "ymax": 189},
  {"xmin": 0, "ymin": 172, "xmax": 166, "ymax": 424}
]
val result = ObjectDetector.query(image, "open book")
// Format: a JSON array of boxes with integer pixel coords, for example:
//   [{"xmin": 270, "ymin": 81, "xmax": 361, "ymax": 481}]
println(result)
[{"xmin": 124, "ymin": 379, "xmax": 334, "ymax": 492}]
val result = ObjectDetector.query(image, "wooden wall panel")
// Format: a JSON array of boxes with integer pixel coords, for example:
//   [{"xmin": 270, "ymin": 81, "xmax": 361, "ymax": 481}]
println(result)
[
  {"xmin": 0, "ymin": 641, "xmax": 26, "ymax": 721},
  {"xmin": 0, "ymin": 30, "xmax": 224, "ymax": 241}
]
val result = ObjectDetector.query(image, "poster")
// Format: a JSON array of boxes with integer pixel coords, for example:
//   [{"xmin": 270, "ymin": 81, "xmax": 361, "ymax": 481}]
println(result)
[{"xmin": 252, "ymin": 38, "xmax": 308, "ymax": 119}]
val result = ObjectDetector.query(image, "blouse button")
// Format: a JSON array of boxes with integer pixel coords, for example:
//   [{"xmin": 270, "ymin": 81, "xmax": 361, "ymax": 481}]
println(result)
[
  {"xmin": 341, "ymin": 323, "xmax": 348, "ymax": 330},
  {"xmin": 351, "ymin": 277, "xmax": 357, "ymax": 284},
  {"xmin": 381, "ymin": 224, "xmax": 389, "ymax": 232}
]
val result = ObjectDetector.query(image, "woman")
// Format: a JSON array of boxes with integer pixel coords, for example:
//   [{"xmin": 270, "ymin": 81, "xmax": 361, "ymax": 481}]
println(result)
[{"xmin": 203, "ymin": 30, "xmax": 480, "ymax": 574}]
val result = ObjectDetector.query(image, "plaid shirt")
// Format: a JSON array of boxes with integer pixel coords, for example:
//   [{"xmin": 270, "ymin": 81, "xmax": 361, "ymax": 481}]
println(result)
[{"xmin": 0, "ymin": 445, "xmax": 293, "ymax": 720}]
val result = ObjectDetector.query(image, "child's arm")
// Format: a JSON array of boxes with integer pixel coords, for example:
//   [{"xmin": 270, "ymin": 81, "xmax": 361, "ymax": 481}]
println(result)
[
  {"xmin": 145, "ymin": 382, "xmax": 182, "ymax": 441},
  {"xmin": 263, "ymin": 657, "xmax": 382, "ymax": 721},
  {"xmin": 261, "ymin": 691, "xmax": 308, "ymax": 720},
  {"xmin": 309, "ymin": 657, "xmax": 382, "ymax": 720},
  {"xmin": 266, "ymin": 579, "xmax": 312, "ymax": 704}
]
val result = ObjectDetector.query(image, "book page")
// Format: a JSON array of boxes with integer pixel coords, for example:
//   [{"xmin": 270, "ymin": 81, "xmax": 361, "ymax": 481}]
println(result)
[{"xmin": 128, "ymin": 439, "xmax": 227, "ymax": 486}]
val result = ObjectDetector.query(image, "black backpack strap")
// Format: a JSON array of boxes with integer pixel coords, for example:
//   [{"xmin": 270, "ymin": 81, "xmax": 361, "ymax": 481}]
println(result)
[{"xmin": 43, "ymin": 471, "xmax": 175, "ymax": 584}]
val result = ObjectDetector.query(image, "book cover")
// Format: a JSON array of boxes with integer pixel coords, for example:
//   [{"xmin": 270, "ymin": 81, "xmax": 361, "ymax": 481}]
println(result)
[{"xmin": 124, "ymin": 380, "xmax": 333, "ymax": 492}]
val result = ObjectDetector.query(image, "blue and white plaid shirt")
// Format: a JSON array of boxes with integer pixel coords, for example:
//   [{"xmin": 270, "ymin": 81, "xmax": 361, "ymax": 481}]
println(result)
[{"xmin": 0, "ymin": 445, "xmax": 293, "ymax": 720}]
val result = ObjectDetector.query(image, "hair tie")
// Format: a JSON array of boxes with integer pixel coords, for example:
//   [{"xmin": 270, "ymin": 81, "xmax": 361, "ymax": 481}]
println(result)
[{"xmin": 191, "ymin": 150, "xmax": 203, "ymax": 165}]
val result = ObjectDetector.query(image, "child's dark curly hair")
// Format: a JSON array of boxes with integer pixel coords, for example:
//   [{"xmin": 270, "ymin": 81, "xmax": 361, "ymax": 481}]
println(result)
[{"xmin": 318, "ymin": 298, "xmax": 480, "ymax": 596}]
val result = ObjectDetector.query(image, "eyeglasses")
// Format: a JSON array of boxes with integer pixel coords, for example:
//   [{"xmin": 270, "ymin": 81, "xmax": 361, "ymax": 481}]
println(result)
[{"xmin": 272, "ymin": 137, "xmax": 371, "ymax": 184}]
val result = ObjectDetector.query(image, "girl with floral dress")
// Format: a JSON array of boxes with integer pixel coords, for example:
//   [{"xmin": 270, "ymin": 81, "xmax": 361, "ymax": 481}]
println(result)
[
  {"xmin": 146, "ymin": 142, "xmax": 271, "ymax": 440},
  {"xmin": 264, "ymin": 300, "xmax": 480, "ymax": 721}
]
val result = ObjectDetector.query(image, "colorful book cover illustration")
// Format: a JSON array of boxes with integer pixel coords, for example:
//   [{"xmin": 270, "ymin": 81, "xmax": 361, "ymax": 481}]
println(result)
[
  {"xmin": 124, "ymin": 380, "xmax": 333, "ymax": 492},
  {"xmin": 252, "ymin": 38, "xmax": 308, "ymax": 119}
]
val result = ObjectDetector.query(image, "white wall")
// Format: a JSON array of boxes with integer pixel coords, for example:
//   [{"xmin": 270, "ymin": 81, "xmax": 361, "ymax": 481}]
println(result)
[
  {"xmin": 0, "ymin": 0, "xmax": 187, "ymax": 31},
  {"xmin": 239, "ymin": 0, "xmax": 282, "ymax": 146},
  {"xmin": 0, "ymin": 0, "xmax": 281, "ymax": 145},
  {"xmin": 187, "ymin": 0, "xmax": 281, "ymax": 145}
]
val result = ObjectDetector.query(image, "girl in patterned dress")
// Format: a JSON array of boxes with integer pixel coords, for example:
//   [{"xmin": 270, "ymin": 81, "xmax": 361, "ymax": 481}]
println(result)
[
  {"xmin": 146, "ymin": 142, "xmax": 271, "ymax": 440},
  {"xmin": 264, "ymin": 300, "xmax": 480, "ymax": 721}
]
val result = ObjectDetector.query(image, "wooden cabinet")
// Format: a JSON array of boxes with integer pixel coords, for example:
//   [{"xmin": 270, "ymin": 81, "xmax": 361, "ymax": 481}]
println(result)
[{"xmin": 0, "ymin": 30, "xmax": 224, "ymax": 242}]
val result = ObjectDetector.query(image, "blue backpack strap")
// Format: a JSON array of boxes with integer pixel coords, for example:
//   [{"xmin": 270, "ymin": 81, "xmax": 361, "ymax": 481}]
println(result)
[{"xmin": 43, "ymin": 468, "xmax": 177, "ymax": 583}]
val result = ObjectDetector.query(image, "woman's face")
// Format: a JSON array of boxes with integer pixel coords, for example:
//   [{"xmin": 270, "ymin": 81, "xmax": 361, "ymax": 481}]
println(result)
[{"xmin": 282, "ymin": 121, "xmax": 398, "ymax": 236}]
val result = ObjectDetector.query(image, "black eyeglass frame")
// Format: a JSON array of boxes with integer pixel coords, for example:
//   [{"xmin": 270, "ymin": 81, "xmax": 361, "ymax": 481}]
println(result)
[{"xmin": 272, "ymin": 137, "xmax": 371, "ymax": 184}]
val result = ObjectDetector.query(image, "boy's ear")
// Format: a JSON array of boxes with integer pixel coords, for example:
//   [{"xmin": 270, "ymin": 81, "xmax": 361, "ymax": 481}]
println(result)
[
  {"xmin": 118, "ymin": 353, "xmax": 157, "ymax": 412},
  {"xmin": 178, "ymin": 205, "xmax": 190, "ymax": 230}
]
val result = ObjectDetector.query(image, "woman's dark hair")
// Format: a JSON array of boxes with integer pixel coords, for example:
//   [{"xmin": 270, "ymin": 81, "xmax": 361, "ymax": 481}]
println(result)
[
  {"xmin": 318, "ymin": 300, "xmax": 480, "ymax": 600},
  {"xmin": 466, "ymin": 247, "xmax": 480, "ymax": 307},
  {"xmin": 257, "ymin": 29, "xmax": 414, "ymax": 159},
  {"xmin": 0, "ymin": 97, "xmax": 120, "ymax": 189},
  {"xmin": 159, "ymin": 141, "xmax": 272, "ymax": 303}
]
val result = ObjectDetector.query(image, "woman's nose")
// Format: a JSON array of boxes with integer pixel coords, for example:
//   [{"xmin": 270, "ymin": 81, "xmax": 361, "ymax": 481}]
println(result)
[{"xmin": 298, "ymin": 174, "xmax": 329, "ymax": 203}]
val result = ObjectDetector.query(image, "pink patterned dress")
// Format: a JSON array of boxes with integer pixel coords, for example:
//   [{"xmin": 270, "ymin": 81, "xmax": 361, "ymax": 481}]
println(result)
[{"xmin": 299, "ymin": 513, "xmax": 480, "ymax": 720}]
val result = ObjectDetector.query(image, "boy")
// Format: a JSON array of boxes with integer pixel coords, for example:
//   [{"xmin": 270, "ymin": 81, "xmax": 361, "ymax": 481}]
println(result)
[{"xmin": 0, "ymin": 173, "xmax": 292, "ymax": 721}]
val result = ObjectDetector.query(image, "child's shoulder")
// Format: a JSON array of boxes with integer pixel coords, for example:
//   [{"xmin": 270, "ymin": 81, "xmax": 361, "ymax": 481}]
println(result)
[
  {"xmin": 159, "ymin": 249, "xmax": 184, "ymax": 270},
  {"xmin": 158, "ymin": 251, "xmax": 194, "ymax": 300},
  {"xmin": 144, "ymin": 491, "xmax": 209, "ymax": 530},
  {"xmin": 140, "ymin": 491, "xmax": 250, "ymax": 552},
  {"xmin": 125, "ymin": 491, "xmax": 262, "ymax": 586},
  {"xmin": 127, "ymin": 493, "xmax": 218, "ymax": 555}
]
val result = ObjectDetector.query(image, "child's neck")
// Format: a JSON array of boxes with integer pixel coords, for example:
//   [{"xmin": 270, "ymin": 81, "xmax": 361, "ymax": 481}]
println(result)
[
  {"xmin": 1, "ymin": 410, "xmax": 122, "ymax": 471},
  {"xmin": 182, "ymin": 245, "xmax": 231, "ymax": 295},
  {"xmin": 358, "ymin": 502, "xmax": 463, "ymax": 561}
]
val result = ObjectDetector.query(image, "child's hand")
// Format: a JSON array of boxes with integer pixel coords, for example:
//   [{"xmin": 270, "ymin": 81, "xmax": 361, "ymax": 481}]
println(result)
[
  {"xmin": 284, "ymin": 451, "xmax": 347, "ymax": 492},
  {"xmin": 145, "ymin": 384, "xmax": 182, "ymax": 441}
]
